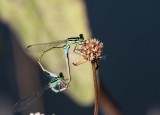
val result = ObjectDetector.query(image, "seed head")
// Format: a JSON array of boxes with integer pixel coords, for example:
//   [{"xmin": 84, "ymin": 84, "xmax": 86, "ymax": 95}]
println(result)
[{"xmin": 81, "ymin": 39, "xmax": 103, "ymax": 61}]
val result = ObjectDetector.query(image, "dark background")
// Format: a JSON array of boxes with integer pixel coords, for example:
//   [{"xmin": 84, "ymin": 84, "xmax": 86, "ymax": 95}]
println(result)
[
  {"xmin": 85, "ymin": 0, "xmax": 160, "ymax": 115},
  {"xmin": 1, "ymin": 0, "xmax": 160, "ymax": 115}
]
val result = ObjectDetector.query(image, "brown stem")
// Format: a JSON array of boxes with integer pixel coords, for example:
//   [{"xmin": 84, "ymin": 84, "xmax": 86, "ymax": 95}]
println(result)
[
  {"xmin": 99, "ymin": 87, "xmax": 122, "ymax": 115},
  {"xmin": 91, "ymin": 61, "xmax": 99, "ymax": 115}
]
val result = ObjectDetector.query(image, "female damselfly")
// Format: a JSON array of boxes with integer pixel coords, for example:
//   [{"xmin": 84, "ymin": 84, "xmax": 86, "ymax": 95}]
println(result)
[{"xmin": 13, "ymin": 62, "xmax": 69, "ymax": 113}]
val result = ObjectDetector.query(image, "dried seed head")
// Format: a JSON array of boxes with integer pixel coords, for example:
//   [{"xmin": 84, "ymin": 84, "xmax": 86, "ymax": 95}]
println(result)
[{"xmin": 81, "ymin": 39, "xmax": 103, "ymax": 61}]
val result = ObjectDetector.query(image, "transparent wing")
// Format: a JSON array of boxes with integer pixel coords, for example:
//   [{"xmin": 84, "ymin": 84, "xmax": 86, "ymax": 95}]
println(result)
[
  {"xmin": 26, "ymin": 39, "xmax": 68, "ymax": 53},
  {"xmin": 13, "ymin": 85, "xmax": 48, "ymax": 113}
]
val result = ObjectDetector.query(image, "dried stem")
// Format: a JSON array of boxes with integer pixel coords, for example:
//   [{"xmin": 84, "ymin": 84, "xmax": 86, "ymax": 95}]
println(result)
[
  {"xmin": 73, "ymin": 38, "xmax": 103, "ymax": 115},
  {"xmin": 91, "ymin": 61, "xmax": 99, "ymax": 115},
  {"xmin": 99, "ymin": 86, "xmax": 122, "ymax": 115}
]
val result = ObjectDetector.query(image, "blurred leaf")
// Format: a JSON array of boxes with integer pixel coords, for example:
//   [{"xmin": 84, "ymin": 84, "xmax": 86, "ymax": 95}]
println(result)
[{"xmin": 0, "ymin": 0, "xmax": 94, "ymax": 106}]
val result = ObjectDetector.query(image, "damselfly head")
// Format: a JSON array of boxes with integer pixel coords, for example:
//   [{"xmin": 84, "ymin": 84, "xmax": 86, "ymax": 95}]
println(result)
[
  {"xmin": 79, "ymin": 34, "xmax": 84, "ymax": 40},
  {"xmin": 59, "ymin": 72, "xmax": 64, "ymax": 79}
]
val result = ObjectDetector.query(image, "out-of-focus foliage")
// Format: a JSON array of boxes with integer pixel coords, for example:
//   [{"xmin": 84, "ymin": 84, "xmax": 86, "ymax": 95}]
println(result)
[{"xmin": 0, "ymin": 0, "xmax": 94, "ymax": 106}]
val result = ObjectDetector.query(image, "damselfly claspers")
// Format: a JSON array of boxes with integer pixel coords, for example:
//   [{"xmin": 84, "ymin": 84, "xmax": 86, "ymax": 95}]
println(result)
[
  {"xmin": 27, "ymin": 34, "xmax": 85, "ymax": 83},
  {"xmin": 13, "ymin": 62, "xmax": 69, "ymax": 113}
]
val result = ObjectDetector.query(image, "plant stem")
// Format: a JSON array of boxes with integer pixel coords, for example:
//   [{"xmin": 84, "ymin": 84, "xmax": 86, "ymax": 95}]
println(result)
[
  {"xmin": 99, "ymin": 87, "xmax": 122, "ymax": 115},
  {"xmin": 91, "ymin": 61, "xmax": 99, "ymax": 115}
]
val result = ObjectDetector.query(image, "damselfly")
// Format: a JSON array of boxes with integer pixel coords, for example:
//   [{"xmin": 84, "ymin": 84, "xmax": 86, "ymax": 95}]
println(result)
[
  {"xmin": 13, "ymin": 62, "xmax": 69, "ymax": 113},
  {"xmin": 27, "ymin": 34, "xmax": 84, "ymax": 83}
]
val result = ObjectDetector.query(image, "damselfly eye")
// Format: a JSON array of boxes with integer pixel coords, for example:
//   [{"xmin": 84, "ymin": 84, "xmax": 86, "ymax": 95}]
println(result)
[
  {"xmin": 79, "ymin": 34, "xmax": 84, "ymax": 40},
  {"xmin": 59, "ymin": 72, "xmax": 64, "ymax": 78}
]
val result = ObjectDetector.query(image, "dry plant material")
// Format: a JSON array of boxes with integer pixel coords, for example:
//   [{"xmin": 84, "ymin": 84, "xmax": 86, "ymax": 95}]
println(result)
[
  {"xmin": 81, "ymin": 39, "xmax": 103, "ymax": 61},
  {"xmin": 73, "ymin": 38, "xmax": 103, "ymax": 115}
]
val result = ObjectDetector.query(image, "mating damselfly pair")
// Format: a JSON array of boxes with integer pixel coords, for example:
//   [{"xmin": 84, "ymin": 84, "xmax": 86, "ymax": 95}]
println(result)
[
  {"xmin": 13, "ymin": 34, "xmax": 85, "ymax": 113},
  {"xmin": 27, "ymin": 34, "xmax": 84, "ymax": 83}
]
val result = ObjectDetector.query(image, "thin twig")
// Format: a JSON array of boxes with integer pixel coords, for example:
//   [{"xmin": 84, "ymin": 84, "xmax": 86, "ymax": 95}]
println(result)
[{"xmin": 92, "ymin": 61, "xmax": 99, "ymax": 115}]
